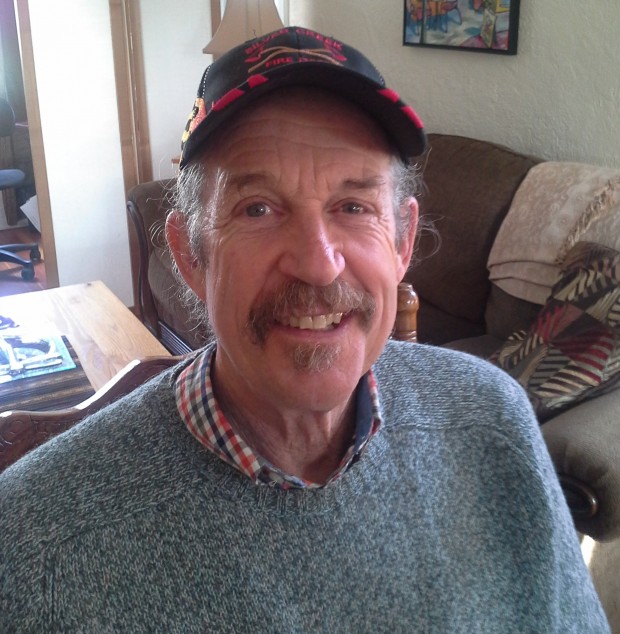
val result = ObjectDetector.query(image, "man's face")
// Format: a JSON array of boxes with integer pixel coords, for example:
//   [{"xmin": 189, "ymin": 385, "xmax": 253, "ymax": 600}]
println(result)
[{"xmin": 171, "ymin": 89, "xmax": 417, "ymax": 417}]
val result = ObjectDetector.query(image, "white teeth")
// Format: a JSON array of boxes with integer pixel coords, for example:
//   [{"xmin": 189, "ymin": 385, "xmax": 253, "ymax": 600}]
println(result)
[{"xmin": 286, "ymin": 313, "xmax": 343, "ymax": 330}]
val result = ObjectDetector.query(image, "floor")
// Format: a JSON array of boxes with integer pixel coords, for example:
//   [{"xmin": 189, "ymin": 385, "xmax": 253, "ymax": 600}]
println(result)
[{"xmin": 0, "ymin": 225, "xmax": 46, "ymax": 297}]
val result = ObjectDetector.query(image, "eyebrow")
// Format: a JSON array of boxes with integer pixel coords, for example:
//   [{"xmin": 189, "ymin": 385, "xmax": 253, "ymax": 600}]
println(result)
[
  {"xmin": 223, "ymin": 172, "xmax": 273, "ymax": 192},
  {"xmin": 224, "ymin": 172, "xmax": 388, "ymax": 192},
  {"xmin": 340, "ymin": 176, "xmax": 388, "ymax": 191}
]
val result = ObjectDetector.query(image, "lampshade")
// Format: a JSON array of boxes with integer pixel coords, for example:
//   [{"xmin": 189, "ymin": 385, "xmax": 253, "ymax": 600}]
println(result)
[{"xmin": 203, "ymin": 0, "xmax": 285, "ymax": 55}]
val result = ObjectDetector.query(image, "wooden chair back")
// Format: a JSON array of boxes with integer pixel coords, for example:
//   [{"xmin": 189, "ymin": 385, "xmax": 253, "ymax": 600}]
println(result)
[
  {"xmin": 0, "ymin": 284, "xmax": 419, "ymax": 473},
  {"xmin": 0, "ymin": 356, "xmax": 182, "ymax": 473}
]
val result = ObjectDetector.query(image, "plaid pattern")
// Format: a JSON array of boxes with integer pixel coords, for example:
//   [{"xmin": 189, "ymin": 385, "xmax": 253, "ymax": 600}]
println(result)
[{"xmin": 175, "ymin": 347, "xmax": 382, "ymax": 489}]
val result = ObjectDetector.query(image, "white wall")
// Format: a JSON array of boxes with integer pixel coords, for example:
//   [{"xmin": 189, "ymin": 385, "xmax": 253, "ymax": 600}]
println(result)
[
  {"xmin": 139, "ymin": 0, "xmax": 212, "ymax": 180},
  {"xmin": 289, "ymin": 0, "xmax": 620, "ymax": 168},
  {"xmin": 23, "ymin": 1, "xmax": 618, "ymax": 306},
  {"xmin": 27, "ymin": 0, "xmax": 132, "ymax": 304},
  {"xmin": 140, "ymin": 0, "xmax": 290, "ymax": 180}
]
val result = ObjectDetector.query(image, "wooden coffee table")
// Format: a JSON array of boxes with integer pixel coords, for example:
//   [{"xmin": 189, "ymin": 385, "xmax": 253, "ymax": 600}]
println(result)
[{"xmin": 0, "ymin": 281, "xmax": 170, "ymax": 391}]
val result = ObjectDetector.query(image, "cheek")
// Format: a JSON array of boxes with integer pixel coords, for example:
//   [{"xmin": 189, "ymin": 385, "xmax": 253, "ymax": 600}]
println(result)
[
  {"xmin": 205, "ymin": 242, "xmax": 264, "ymax": 325},
  {"xmin": 348, "ymin": 231, "xmax": 403, "ymax": 285},
  {"xmin": 348, "ymin": 237, "xmax": 403, "ymax": 329}
]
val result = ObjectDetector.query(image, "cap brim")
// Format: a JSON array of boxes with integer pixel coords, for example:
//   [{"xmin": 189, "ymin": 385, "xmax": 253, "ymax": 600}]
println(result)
[{"xmin": 181, "ymin": 63, "xmax": 426, "ymax": 168}]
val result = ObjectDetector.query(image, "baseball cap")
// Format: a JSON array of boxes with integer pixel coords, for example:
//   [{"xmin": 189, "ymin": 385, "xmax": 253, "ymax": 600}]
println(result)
[{"xmin": 180, "ymin": 26, "xmax": 426, "ymax": 169}]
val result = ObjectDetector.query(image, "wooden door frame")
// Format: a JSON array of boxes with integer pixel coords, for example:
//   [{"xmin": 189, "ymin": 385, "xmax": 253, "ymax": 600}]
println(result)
[
  {"xmin": 109, "ymin": 0, "xmax": 152, "ymax": 309},
  {"xmin": 13, "ymin": 0, "xmax": 157, "ymax": 300},
  {"xmin": 109, "ymin": 0, "xmax": 222, "ymax": 309},
  {"xmin": 110, "ymin": 0, "xmax": 223, "ymax": 193},
  {"xmin": 13, "ymin": 0, "xmax": 58, "ymax": 288},
  {"xmin": 109, "ymin": 0, "xmax": 152, "ymax": 193}
]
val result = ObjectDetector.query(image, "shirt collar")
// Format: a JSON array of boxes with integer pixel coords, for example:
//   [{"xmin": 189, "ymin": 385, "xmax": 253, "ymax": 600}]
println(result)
[{"xmin": 175, "ymin": 346, "xmax": 382, "ymax": 489}]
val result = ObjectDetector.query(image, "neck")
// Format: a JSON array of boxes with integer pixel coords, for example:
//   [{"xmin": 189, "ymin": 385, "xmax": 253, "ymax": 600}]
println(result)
[{"xmin": 212, "ymin": 372, "xmax": 357, "ymax": 485}]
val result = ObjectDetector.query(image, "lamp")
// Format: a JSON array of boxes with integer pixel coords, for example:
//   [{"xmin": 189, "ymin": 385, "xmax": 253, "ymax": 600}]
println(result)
[{"xmin": 203, "ymin": 0, "xmax": 285, "ymax": 55}]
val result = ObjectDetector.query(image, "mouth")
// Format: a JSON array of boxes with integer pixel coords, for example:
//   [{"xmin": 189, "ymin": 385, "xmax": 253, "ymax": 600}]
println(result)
[
  {"xmin": 277, "ymin": 312, "xmax": 344, "ymax": 331},
  {"xmin": 248, "ymin": 279, "xmax": 376, "ymax": 346}
]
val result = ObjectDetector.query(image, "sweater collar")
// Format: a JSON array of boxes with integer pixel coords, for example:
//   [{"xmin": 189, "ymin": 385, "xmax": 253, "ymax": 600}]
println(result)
[{"xmin": 174, "ymin": 345, "xmax": 382, "ymax": 489}]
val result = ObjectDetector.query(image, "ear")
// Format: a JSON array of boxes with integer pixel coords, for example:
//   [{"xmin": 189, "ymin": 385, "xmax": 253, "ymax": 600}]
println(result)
[
  {"xmin": 395, "ymin": 197, "xmax": 419, "ymax": 281},
  {"xmin": 165, "ymin": 210, "xmax": 207, "ymax": 302}
]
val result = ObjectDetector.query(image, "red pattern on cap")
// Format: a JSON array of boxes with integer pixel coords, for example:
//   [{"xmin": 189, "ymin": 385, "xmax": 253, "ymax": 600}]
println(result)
[
  {"xmin": 378, "ymin": 88, "xmax": 401, "ymax": 103},
  {"xmin": 180, "ymin": 27, "xmax": 426, "ymax": 167},
  {"xmin": 247, "ymin": 74, "xmax": 269, "ymax": 88},
  {"xmin": 401, "ymin": 105, "xmax": 424, "ymax": 129},
  {"xmin": 378, "ymin": 88, "xmax": 424, "ymax": 128},
  {"xmin": 213, "ymin": 88, "xmax": 245, "ymax": 112}
]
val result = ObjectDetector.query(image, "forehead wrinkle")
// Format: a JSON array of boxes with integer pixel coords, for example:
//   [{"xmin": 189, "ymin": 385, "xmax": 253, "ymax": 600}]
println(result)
[
  {"xmin": 340, "ymin": 175, "xmax": 389, "ymax": 192},
  {"xmin": 207, "ymin": 125, "xmax": 393, "ymax": 207},
  {"xmin": 217, "ymin": 165, "xmax": 389, "ymax": 196}
]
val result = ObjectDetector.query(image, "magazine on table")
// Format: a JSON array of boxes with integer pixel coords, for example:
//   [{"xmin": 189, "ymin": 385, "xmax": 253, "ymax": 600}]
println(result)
[{"xmin": 0, "ymin": 325, "xmax": 76, "ymax": 384}]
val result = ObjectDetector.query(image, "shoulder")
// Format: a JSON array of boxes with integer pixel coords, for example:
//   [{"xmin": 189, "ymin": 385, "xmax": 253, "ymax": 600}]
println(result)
[
  {"xmin": 375, "ymin": 339, "xmax": 527, "ymax": 411},
  {"xmin": 374, "ymin": 340, "xmax": 542, "ymax": 453},
  {"xmin": 373, "ymin": 341, "xmax": 568, "ymax": 525},
  {"xmin": 0, "ymin": 359, "xmax": 200, "ymax": 552}
]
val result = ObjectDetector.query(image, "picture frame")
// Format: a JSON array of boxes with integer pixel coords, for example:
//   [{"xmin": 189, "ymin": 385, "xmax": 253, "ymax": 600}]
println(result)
[{"xmin": 403, "ymin": 0, "xmax": 520, "ymax": 55}]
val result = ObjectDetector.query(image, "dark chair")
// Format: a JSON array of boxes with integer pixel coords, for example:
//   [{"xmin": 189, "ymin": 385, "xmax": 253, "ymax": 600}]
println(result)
[{"xmin": 0, "ymin": 98, "xmax": 39, "ymax": 280}]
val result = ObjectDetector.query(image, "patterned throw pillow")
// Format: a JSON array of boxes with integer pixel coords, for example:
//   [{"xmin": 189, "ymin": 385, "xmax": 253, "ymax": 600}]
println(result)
[{"xmin": 490, "ymin": 242, "xmax": 620, "ymax": 422}]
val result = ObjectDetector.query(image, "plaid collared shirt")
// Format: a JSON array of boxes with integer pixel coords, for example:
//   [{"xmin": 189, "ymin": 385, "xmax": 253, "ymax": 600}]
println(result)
[{"xmin": 174, "ymin": 347, "xmax": 382, "ymax": 489}]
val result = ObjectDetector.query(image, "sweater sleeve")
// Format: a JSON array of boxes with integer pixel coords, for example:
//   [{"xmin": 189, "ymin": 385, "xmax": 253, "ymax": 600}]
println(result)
[{"xmin": 495, "ymin": 378, "xmax": 610, "ymax": 633}]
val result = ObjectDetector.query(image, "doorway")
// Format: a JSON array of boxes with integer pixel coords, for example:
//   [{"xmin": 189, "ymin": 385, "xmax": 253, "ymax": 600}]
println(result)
[
  {"xmin": 8, "ymin": 0, "xmax": 151, "ymax": 301},
  {"xmin": 0, "ymin": 0, "xmax": 45, "ymax": 291},
  {"xmin": 6, "ymin": 0, "xmax": 224, "ymax": 304},
  {"xmin": 8, "ymin": 0, "xmax": 58, "ymax": 288}
]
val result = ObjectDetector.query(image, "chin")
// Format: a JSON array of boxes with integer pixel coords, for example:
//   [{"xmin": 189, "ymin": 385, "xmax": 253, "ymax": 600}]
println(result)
[{"xmin": 291, "ymin": 343, "xmax": 342, "ymax": 372}]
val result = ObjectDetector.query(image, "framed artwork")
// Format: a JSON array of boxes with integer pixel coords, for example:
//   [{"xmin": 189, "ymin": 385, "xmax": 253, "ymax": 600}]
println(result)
[{"xmin": 403, "ymin": 0, "xmax": 520, "ymax": 55}]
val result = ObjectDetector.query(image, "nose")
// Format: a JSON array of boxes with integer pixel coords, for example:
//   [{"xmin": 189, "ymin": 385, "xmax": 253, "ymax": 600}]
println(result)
[{"xmin": 278, "ymin": 213, "xmax": 345, "ymax": 286}]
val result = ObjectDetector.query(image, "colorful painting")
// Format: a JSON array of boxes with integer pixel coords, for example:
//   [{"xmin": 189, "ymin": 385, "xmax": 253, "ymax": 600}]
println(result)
[{"xmin": 403, "ymin": 0, "xmax": 520, "ymax": 54}]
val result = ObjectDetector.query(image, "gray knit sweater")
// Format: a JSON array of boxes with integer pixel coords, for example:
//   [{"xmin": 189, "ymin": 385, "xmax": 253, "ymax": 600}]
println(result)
[{"xmin": 0, "ymin": 341, "xmax": 609, "ymax": 632}]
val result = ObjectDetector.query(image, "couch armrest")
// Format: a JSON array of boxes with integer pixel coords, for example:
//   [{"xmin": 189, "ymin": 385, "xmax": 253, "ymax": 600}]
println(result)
[{"xmin": 541, "ymin": 389, "xmax": 620, "ymax": 541}]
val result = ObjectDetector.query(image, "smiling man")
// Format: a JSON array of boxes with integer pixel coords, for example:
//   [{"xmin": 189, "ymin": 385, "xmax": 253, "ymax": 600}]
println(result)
[
  {"xmin": 0, "ymin": 27, "xmax": 609, "ymax": 632},
  {"xmin": 166, "ymin": 85, "xmax": 417, "ymax": 485}
]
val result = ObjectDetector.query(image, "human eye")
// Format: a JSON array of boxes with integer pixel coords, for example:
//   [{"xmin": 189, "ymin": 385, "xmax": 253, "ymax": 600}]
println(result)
[
  {"xmin": 340, "ymin": 201, "xmax": 367, "ymax": 215},
  {"xmin": 244, "ymin": 202, "xmax": 272, "ymax": 218}
]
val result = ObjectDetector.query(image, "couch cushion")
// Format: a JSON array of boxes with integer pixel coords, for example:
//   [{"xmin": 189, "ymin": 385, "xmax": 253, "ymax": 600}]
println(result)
[
  {"xmin": 443, "ymin": 333, "xmax": 504, "ymax": 359},
  {"xmin": 485, "ymin": 283, "xmax": 542, "ymax": 341},
  {"xmin": 490, "ymin": 242, "xmax": 620, "ymax": 421},
  {"xmin": 541, "ymin": 388, "xmax": 620, "ymax": 541},
  {"xmin": 408, "ymin": 134, "xmax": 541, "ymax": 345}
]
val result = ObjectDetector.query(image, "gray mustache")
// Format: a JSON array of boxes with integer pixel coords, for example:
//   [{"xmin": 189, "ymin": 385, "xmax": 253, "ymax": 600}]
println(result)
[{"xmin": 248, "ymin": 279, "xmax": 376, "ymax": 345}]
